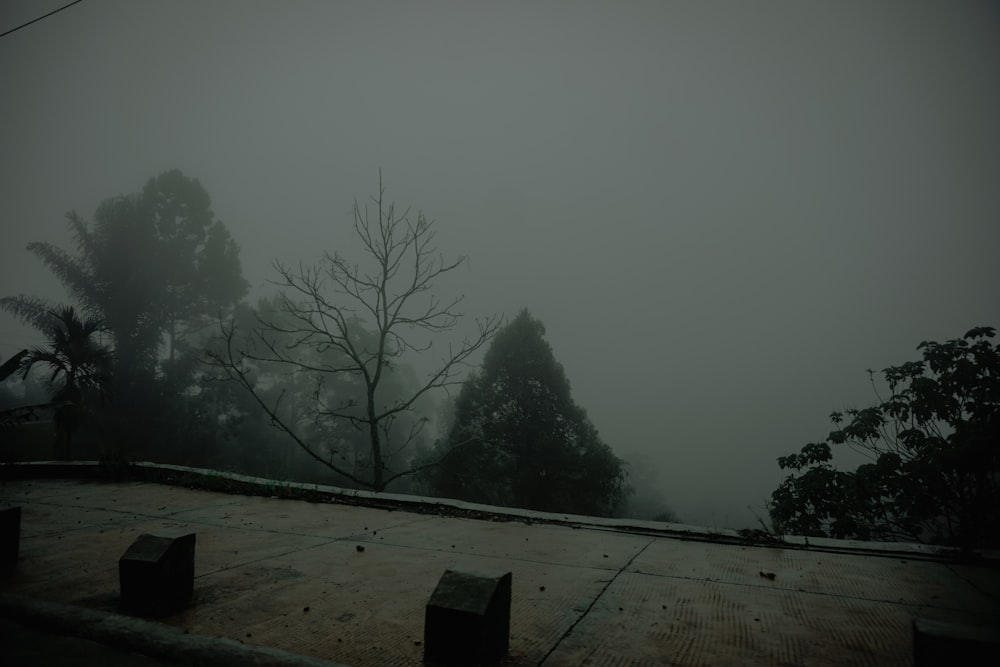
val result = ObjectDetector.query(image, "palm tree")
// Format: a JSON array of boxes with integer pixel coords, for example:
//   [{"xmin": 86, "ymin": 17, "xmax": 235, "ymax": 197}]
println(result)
[{"xmin": 16, "ymin": 306, "xmax": 113, "ymax": 459}]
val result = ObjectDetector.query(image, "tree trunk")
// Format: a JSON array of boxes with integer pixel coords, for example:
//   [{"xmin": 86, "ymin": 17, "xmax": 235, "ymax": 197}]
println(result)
[
  {"xmin": 53, "ymin": 407, "xmax": 72, "ymax": 460},
  {"xmin": 169, "ymin": 318, "xmax": 176, "ymax": 364},
  {"xmin": 368, "ymin": 387, "xmax": 384, "ymax": 491}
]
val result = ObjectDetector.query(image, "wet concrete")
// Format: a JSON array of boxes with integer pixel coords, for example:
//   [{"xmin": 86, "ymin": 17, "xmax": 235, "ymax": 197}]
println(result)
[{"xmin": 1, "ymin": 477, "xmax": 998, "ymax": 666}]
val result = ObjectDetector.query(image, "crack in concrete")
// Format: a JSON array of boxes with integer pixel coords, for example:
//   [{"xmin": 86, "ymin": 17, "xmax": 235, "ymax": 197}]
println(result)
[
  {"xmin": 18, "ymin": 496, "xmax": 437, "ymax": 581},
  {"xmin": 193, "ymin": 537, "xmax": 345, "ymax": 579},
  {"xmin": 25, "ymin": 496, "xmax": 644, "ymax": 574},
  {"xmin": 538, "ymin": 537, "xmax": 655, "ymax": 666},
  {"xmin": 946, "ymin": 563, "xmax": 1000, "ymax": 606}
]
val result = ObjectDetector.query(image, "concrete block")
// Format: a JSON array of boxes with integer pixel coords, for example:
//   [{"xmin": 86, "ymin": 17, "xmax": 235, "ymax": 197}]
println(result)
[
  {"xmin": 119, "ymin": 533, "xmax": 196, "ymax": 617},
  {"xmin": 913, "ymin": 617, "xmax": 1000, "ymax": 666},
  {"xmin": 424, "ymin": 567, "xmax": 512, "ymax": 666},
  {"xmin": 0, "ymin": 506, "xmax": 20, "ymax": 567}
]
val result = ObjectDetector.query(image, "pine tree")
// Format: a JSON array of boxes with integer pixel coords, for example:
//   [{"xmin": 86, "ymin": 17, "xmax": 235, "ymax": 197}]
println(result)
[{"xmin": 429, "ymin": 309, "xmax": 625, "ymax": 516}]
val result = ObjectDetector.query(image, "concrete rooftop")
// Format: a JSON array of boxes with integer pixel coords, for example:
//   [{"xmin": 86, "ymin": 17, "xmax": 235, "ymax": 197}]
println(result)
[{"xmin": 1, "ymin": 472, "xmax": 998, "ymax": 666}]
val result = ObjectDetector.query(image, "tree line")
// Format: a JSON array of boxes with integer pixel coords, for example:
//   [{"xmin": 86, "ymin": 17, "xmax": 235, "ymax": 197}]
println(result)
[
  {"xmin": 8, "ymin": 168, "xmax": 992, "ymax": 546},
  {"xmin": 1, "ymin": 169, "xmax": 650, "ymax": 519}
]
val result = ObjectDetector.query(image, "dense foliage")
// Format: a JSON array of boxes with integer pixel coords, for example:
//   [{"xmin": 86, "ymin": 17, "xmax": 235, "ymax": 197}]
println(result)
[
  {"xmin": 1, "ymin": 170, "xmax": 248, "ymax": 461},
  {"xmin": 426, "ymin": 309, "xmax": 626, "ymax": 516},
  {"xmin": 11, "ymin": 307, "xmax": 113, "ymax": 457},
  {"xmin": 769, "ymin": 327, "xmax": 999, "ymax": 549},
  {"xmin": 2, "ymin": 170, "xmax": 247, "ymax": 384}
]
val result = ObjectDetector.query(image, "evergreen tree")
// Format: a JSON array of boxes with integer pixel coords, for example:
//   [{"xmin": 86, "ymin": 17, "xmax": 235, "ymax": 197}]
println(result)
[{"xmin": 428, "ymin": 309, "xmax": 626, "ymax": 516}]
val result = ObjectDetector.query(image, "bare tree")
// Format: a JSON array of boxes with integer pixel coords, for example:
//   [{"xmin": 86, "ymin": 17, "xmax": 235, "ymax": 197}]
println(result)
[{"xmin": 208, "ymin": 175, "xmax": 501, "ymax": 491}]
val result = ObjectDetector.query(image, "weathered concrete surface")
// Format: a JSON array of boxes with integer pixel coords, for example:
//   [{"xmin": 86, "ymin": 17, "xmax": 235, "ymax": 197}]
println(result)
[
  {"xmin": 0, "ymin": 616, "xmax": 173, "ymax": 667},
  {"xmin": 0, "ymin": 592, "xmax": 349, "ymax": 667},
  {"xmin": 1, "ymin": 477, "xmax": 998, "ymax": 666}
]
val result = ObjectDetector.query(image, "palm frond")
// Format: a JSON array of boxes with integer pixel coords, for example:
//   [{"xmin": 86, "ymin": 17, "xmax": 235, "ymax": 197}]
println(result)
[
  {"xmin": 0, "ymin": 295, "xmax": 63, "ymax": 334},
  {"xmin": 26, "ymin": 242, "xmax": 95, "ymax": 309},
  {"xmin": 19, "ymin": 346, "xmax": 65, "ymax": 383},
  {"xmin": 12, "ymin": 305, "xmax": 114, "ymax": 401},
  {"xmin": 0, "ymin": 349, "xmax": 28, "ymax": 381},
  {"xmin": 66, "ymin": 210, "xmax": 99, "ymax": 270}
]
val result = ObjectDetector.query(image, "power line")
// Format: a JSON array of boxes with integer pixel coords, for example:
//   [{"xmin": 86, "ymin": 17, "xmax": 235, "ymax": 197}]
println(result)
[{"xmin": 0, "ymin": 0, "xmax": 84, "ymax": 39}]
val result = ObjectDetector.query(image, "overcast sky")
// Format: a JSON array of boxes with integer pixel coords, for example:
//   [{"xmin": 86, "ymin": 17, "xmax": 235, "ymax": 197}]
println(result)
[{"xmin": 2, "ymin": 0, "xmax": 998, "ymax": 528}]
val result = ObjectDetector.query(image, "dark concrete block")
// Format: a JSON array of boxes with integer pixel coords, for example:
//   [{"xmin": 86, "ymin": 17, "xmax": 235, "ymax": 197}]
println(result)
[
  {"xmin": 424, "ymin": 567, "xmax": 512, "ymax": 666},
  {"xmin": 0, "ymin": 506, "xmax": 21, "ymax": 567},
  {"xmin": 913, "ymin": 617, "xmax": 1000, "ymax": 666},
  {"xmin": 119, "ymin": 533, "xmax": 196, "ymax": 617}
]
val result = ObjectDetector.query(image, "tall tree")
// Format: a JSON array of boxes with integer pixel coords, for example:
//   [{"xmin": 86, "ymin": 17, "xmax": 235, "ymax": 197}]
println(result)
[
  {"xmin": 1, "ymin": 169, "xmax": 248, "ymax": 387},
  {"xmin": 140, "ymin": 169, "xmax": 248, "ymax": 366},
  {"xmin": 2, "ymin": 170, "xmax": 248, "ymax": 460},
  {"xmin": 769, "ymin": 327, "xmax": 999, "ymax": 549},
  {"xmin": 209, "ymin": 175, "xmax": 500, "ymax": 492},
  {"xmin": 426, "ymin": 309, "xmax": 627, "ymax": 516}
]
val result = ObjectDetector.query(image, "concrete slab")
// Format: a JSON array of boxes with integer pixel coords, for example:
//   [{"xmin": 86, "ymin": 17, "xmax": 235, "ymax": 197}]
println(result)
[
  {"xmin": 179, "ymin": 536, "xmax": 613, "ymax": 665},
  {"xmin": 549, "ymin": 571, "xmax": 911, "ymax": 665},
  {"xmin": 2, "ymin": 477, "xmax": 998, "ymax": 666},
  {"xmin": 31, "ymin": 481, "xmax": 246, "ymax": 517},
  {"xmin": 631, "ymin": 540, "xmax": 998, "ymax": 612},
  {"xmin": 949, "ymin": 561, "xmax": 1000, "ymax": 602},
  {"xmin": 8, "ymin": 514, "xmax": 193, "ymax": 603},
  {"xmin": 169, "ymin": 493, "xmax": 430, "ymax": 539},
  {"xmin": 361, "ymin": 515, "xmax": 651, "ymax": 570}
]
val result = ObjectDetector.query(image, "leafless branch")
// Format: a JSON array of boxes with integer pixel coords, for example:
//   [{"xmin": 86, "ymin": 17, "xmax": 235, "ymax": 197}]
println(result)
[
  {"xmin": 208, "ymin": 176, "xmax": 500, "ymax": 491},
  {"xmin": 205, "ymin": 316, "xmax": 372, "ymax": 488}
]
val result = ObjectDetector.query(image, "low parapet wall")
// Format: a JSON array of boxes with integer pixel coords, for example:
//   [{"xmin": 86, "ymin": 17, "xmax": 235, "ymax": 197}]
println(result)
[{"xmin": 1, "ymin": 460, "xmax": 991, "ymax": 564}]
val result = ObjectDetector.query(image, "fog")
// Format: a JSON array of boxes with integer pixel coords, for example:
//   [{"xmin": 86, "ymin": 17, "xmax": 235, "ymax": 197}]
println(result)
[{"xmin": 2, "ymin": 0, "xmax": 998, "ymax": 528}]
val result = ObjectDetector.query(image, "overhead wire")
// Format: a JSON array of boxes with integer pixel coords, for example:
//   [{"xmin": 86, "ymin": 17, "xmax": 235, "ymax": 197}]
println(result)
[{"xmin": 0, "ymin": 0, "xmax": 85, "ymax": 40}]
